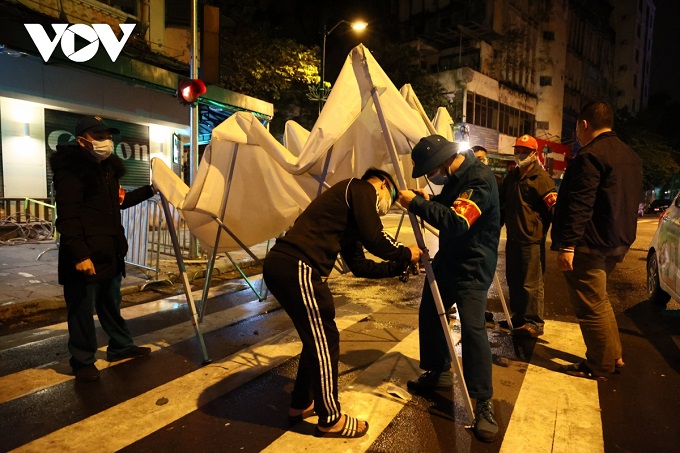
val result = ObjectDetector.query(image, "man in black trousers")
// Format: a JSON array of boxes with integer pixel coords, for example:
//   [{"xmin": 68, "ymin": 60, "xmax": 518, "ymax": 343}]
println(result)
[
  {"xmin": 263, "ymin": 167, "xmax": 420, "ymax": 439},
  {"xmin": 50, "ymin": 116, "xmax": 154, "ymax": 382}
]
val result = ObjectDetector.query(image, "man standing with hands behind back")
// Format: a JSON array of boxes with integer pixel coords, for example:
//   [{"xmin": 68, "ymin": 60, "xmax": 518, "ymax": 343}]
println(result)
[
  {"xmin": 500, "ymin": 134, "xmax": 557, "ymax": 337},
  {"xmin": 50, "ymin": 116, "xmax": 155, "ymax": 382},
  {"xmin": 552, "ymin": 101, "xmax": 642, "ymax": 381}
]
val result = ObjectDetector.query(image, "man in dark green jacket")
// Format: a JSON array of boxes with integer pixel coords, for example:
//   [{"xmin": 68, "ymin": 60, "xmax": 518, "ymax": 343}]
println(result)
[
  {"xmin": 50, "ymin": 116, "xmax": 155, "ymax": 382},
  {"xmin": 500, "ymin": 134, "xmax": 557, "ymax": 337}
]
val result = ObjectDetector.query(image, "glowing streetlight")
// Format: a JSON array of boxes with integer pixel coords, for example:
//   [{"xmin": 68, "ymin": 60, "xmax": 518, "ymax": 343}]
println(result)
[{"xmin": 318, "ymin": 20, "xmax": 367, "ymax": 113}]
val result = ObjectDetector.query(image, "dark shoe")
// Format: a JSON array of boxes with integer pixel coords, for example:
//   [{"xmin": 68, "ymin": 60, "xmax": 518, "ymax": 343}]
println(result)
[
  {"xmin": 484, "ymin": 311, "xmax": 494, "ymax": 322},
  {"xmin": 474, "ymin": 399, "xmax": 498, "ymax": 442},
  {"xmin": 511, "ymin": 322, "xmax": 540, "ymax": 338},
  {"xmin": 74, "ymin": 364, "xmax": 100, "ymax": 382},
  {"xmin": 407, "ymin": 370, "xmax": 453, "ymax": 392},
  {"xmin": 107, "ymin": 345, "xmax": 151, "ymax": 362},
  {"xmin": 560, "ymin": 361, "xmax": 608, "ymax": 382}
]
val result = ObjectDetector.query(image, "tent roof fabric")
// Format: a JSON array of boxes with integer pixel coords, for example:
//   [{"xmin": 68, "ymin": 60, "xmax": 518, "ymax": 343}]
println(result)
[{"xmin": 152, "ymin": 44, "xmax": 435, "ymax": 252}]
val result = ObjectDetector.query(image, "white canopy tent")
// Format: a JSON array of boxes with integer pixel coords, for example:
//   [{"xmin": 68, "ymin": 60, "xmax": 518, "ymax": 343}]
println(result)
[{"xmin": 152, "ymin": 45, "xmax": 432, "ymax": 253}]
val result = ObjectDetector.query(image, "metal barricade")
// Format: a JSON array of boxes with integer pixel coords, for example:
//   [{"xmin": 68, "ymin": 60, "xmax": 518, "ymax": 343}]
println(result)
[
  {"xmin": 121, "ymin": 197, "xmax": 163, "ymax": 279},
  {"xmin": 151, "ymin": 200, "xmax": 197, "ymax": 260},
  {"xmin": 121, "ymin": 195, "xmax": 199, "ymax": 282}
]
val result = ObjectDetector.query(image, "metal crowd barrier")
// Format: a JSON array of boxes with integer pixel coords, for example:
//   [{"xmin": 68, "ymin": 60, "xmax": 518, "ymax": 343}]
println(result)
[
  {"xmin": 121, "ymin": 197, "xmax": 161, "ymax": 279},
  {"xmin": 121, "ymin": 195, "xmax": 198, "ymax": 286}
]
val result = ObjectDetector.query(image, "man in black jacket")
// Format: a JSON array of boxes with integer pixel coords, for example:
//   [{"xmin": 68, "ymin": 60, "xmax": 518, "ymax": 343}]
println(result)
[
  {"xmin": 263, "ymin": 167, "xmax": 420, "ymax": 438},
  {"xmin": 50, "ymin": 116, "xmax": 155, "ymax": 382},
  {"xmin": 551, "ymin": 101, "xmax": 642, "ymax": 380}
]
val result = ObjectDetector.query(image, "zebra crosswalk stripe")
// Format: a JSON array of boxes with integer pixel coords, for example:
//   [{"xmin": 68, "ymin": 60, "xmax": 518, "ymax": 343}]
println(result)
[
  {"xmin": 500, "ymin": 319, "xmax": 604, "ymax": 453},
  {"xmin": 263, "ymin": 329, "xmax": 421, "ymax": 452},
  {"xmin": 12, "ymin": 312, "xmax": 372, "ymax": 452}
]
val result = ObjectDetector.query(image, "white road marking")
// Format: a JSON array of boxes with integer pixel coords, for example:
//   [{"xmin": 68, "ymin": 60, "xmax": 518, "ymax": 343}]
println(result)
[
  {"xmin": 500, "ymin": 320, "xmax": 604, "ymax": 453},
  {"xmin": 263, "ymin": 330, "xmax": 421, "ymax": 452}
]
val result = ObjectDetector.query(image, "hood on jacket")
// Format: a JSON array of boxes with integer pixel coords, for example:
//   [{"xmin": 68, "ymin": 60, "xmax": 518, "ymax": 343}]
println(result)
[{"xmin": 50, "ymin": 144, "xmax": 126, "ymax": 185}]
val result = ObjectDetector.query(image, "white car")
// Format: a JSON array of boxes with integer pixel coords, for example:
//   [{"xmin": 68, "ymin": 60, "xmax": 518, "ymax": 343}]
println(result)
[{"xmin": 647, "ymin": 192, "xmax": 680, "ymax": 309}]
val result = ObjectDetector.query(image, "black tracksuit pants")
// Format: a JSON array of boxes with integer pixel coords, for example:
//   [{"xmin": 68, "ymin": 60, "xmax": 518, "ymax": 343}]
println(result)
[{"xmin": 263, "ymin": 249, "xmax": 341, "ymax": 427}]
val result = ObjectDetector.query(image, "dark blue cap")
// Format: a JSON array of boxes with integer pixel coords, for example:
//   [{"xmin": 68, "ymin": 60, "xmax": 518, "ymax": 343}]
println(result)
[
  {"xmin": 411, "ymin": 134, "xmax": 459, "ymax": 178},
  {"xmin": 75, "ymin": 116, "xmax": 120, "ymax": 137}
]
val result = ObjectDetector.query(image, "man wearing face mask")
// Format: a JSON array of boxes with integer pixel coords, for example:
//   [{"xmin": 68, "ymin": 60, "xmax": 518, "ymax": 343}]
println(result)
[
  {"xmin": 263, "ymin": 167, "xmax": 420, "ymax": 438},
  {"xmin": 398, "ymin": 135, "xmax": 501, "ymax": 443},
  {"xmin": 49, "ymin": 116, "xmax": 155, "ymax": 382},
  {"xmin": 498, "ymin": 134, "xmax": 557, "ymax": 337}
]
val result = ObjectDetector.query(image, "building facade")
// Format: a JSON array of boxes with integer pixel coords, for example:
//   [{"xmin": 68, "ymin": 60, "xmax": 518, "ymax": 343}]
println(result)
[
  {"xmin": 610, "ymin": 0, "xmax": 655, "ymax": 113},
  {"xmin": 394, "ymin": 0, "xmax": 652, "ymax": 177},
  {"xmin": 0, "ymin": 0, "xmax": 273, "ymax": 199}
]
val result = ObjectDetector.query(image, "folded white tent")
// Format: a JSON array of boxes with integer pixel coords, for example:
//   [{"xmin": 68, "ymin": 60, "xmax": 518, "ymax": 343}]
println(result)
[
  {"xmin": 149, "ymin": 44, "xmax": 432, "ymax": 362},
  {"xmin": 152, "ymin": 44, "xmax": 431, "ymax": 254}
]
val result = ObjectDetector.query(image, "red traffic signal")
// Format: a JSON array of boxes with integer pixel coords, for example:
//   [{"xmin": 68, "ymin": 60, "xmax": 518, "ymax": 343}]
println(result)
[{"xmin": 177, "ymin": 78, "xmax": 206, "ymax": 105}]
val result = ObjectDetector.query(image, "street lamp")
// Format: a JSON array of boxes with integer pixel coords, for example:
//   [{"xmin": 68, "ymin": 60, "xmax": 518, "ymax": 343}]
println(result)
[{"xmin": 318, "ymin": 20, "xmax": 367, "ymax": 113}]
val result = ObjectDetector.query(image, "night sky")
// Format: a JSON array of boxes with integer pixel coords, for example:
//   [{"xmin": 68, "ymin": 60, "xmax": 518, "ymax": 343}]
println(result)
[{"xmin": 650, "ymin": 0, "xmax": 680, "ymax": 102}]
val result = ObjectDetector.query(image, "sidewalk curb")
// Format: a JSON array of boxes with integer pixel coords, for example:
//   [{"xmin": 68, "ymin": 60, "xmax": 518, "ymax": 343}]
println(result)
[{"xmin": 0, "ymin": 259, "xmax": 261, "ymax": 322}]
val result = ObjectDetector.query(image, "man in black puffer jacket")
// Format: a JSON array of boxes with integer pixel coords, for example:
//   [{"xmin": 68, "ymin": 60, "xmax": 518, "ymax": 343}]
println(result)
[{"xmin": 50, "ymin": 116, "xmax": 155, "ymax": 382}]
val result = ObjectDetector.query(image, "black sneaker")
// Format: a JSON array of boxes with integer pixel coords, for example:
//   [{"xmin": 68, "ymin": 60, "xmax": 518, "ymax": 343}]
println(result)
[
  {"xmin": 107, "ymin": 345, "xmax": 151, "ymax": 362},
  {"xmin": 74, "ymin": 364, "xmax": 100, "ymax": 382},
  {"xmin": 407, "ymin": 370, "xmax": 453, "ymax": 392},
  {"xmin": 498, "ymin": 320, "xmax": 511, "ymax": 330},
  {"xmin": 474, "ymin": 399, "xmax": 498, "ymax": 442}
]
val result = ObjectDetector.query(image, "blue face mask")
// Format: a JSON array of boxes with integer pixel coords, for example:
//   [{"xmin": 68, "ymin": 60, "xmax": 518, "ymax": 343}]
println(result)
[{"xmin": 428, "ymin": 170, "xmax": 449, "ymax": 185}]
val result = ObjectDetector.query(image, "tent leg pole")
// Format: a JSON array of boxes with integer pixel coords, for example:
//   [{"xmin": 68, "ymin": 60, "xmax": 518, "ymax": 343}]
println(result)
[
  {"xmin": 394, "ymin": 209, "xmax": 406, "ymax": 241},
  {"xmin": 370, "ymin": 86, "xmax": 474, "ymax": 425},
  {"xmin": 199, "ymin": 237, "xmax": 220, "ymax": 322},
  {"xmin": 160, "ymin": 195, "xmax": 211, "ymax": 364},
  {"xmin": 199, "ymin": 144, "xmax": 238, "ymax": 320},
  {"xmin": 225, "ymin": 252, "xmax": 263, "ymax": 301},
  {"xmin": 494, "ymin": 271, "xmax": 513, "ymax": 330}
]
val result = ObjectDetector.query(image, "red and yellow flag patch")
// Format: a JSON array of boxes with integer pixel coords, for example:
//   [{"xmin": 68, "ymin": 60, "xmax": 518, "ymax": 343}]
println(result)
[
  {"xmin": 452, "ymin": 197, "xmax": 481, "ymax": 228},
  {"xmin": 118, "ymin": 186, "xmax": 126, "ymax": 205},
  {"xmin": 543, "ymin": 191, "xmax": 557, "ymax": 209}
]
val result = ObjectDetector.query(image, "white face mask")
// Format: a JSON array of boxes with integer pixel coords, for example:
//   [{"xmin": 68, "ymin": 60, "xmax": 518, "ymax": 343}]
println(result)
[
  {"xmin": 514, "ymin": 153, "xmax": 535, "ymax": 168},
  {"xmin": 428, "ymin": 167, "xmax": 449, "ymax": 185},
  {"xmin": 377, "ymin": 192, "xmax": 391, "ymax": 216},
  {"xmin": 82, "ymin": 138, "xmax": 114, "ymax": 160}
]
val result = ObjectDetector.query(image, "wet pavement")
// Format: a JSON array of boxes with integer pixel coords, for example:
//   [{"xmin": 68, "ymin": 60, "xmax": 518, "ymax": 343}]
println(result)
[{"xmin": 0, "ymin": 237, "xmax": 269, "ymax": 332}]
